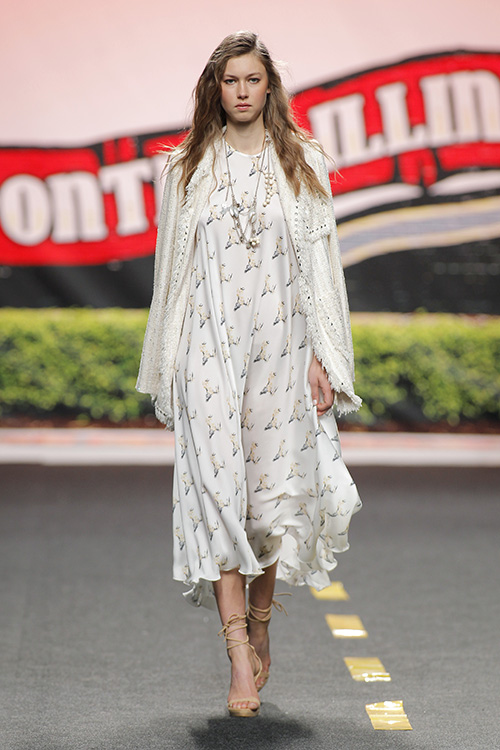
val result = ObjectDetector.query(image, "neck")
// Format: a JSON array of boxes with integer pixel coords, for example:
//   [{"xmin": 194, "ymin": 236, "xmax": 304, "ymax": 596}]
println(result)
[{"xmin": 224, "ymin": 118, "xmax": 266, "ymax": 154}]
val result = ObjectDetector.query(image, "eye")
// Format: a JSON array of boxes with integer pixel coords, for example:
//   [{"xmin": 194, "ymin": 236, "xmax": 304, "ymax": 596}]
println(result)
[
  {"xmin": 224, "ymin": 78, "xmax": 236, "ymax": 85},
  {"xmin": 249, "ymin": 77, "xmax": 261, "ymax": 84}
]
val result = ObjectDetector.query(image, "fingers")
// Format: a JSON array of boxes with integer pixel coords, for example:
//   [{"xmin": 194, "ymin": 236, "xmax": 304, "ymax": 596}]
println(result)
[
  {"xmin": 308, "ymin": 354, "xmax": 335, "ymax": 416},
  {"xmin": 316, "ymin": 371, "xmax": 334, "ymax": 415},
  {"xmin": 310, "ymin": 381, "xmax": 319, "ymax": 408}
]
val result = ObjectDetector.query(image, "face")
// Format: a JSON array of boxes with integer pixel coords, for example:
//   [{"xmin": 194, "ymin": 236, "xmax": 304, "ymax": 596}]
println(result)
[{"xmin": 220, "ymin": 53, "xmax": 270, "ymax": 126}]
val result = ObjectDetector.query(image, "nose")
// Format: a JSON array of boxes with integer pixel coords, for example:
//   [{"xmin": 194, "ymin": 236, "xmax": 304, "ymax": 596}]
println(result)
[{"xmin": 237, "ymin": 81, "xmax": 248, "ymax": 98}]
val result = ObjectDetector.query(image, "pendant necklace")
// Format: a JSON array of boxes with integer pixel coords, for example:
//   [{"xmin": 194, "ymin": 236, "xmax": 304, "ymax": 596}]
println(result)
[{"xmin": 223, "ymin": 132, "xmax": 275, "ymax": 250}]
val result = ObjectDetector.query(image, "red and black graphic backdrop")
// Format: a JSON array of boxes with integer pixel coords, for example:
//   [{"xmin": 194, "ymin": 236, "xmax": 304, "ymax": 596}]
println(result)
[{"xmin": 1, "ymin": 50, "xmax": 499, "ymax": 312}]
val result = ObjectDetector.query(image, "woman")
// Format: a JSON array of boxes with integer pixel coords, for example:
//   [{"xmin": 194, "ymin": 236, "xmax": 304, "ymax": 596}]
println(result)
[{"xmin": 137, "ymin": 31, "xmax": 362, "ymax": 718}]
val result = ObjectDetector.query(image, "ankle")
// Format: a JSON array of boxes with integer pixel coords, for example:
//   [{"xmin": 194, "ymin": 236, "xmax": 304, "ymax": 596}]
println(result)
[
  {"xmin": 247, "ymin": 618, "xmax": 269, "ymax": 635},
  {"xmin": 228, "ymin": 648, "xmax": 253, "ymax": 672},
  {"xmin": 248, "ymin": 594, "xmax": 291, "ymax": 624},
  {"xmin": 247, "ymin": 602, "xmax": 272, "ymax": 624}
]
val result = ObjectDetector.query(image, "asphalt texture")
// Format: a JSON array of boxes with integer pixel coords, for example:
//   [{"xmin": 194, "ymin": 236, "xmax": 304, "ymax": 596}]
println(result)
[{"xmin": 1, "ymin": 463, "xmax": 499, "ymax": 749}]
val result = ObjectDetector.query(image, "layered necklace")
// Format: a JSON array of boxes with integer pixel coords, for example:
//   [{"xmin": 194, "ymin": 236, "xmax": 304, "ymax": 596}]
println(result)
[{"xmin": 223, "ymin": 131, "xmax": 275, "ymax": 249}]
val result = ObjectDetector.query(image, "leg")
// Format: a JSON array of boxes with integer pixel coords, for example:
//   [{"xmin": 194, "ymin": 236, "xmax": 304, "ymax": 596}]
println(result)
[
  {"xmin": 213, "ymin": 569, "xmax": 260, "ymax": 714},
  {"xmin": 247, "ymin": 560, "xmax": 278, "ymax": 690}
]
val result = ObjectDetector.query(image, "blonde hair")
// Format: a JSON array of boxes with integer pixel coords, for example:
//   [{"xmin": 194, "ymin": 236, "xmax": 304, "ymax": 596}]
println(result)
[{"xmin": 172, "ymin": 31, "xmax": 328, "ymax": 198}]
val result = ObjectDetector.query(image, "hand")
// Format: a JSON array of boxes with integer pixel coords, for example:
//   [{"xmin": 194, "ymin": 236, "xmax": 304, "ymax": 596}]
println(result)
[{"xmin": 308, "ymin": 354, "xmax": 334, "ymax": 416}]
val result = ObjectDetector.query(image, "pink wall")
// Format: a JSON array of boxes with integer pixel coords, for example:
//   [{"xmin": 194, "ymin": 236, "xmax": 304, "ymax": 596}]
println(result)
[{"xmin": 2, "ymin": 0, "xmax": 500, "ymax": 145}]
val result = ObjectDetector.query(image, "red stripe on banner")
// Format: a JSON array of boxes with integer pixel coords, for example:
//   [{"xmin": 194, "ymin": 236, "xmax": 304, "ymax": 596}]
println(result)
[
  {"xmin": 102, "ymin": 140, "xmax": 118, "ymax": 165},
  {"xmin": 330, "ymin": 159, "xmax": 396, "ymax": 195},
  {"xmin": 0, "ymin": 147, "xmax": 100, "ymax": 180},
  {"xmin": 438, "ymin": 143, "xmax": 500, "ymax": 171},
  {"xmin": 142, "ymin": 131, "xmax": 187, "ymax": 157},
  {"xmin": 117, "ymin": 137, "xmax": 138, "ymax": 162}
]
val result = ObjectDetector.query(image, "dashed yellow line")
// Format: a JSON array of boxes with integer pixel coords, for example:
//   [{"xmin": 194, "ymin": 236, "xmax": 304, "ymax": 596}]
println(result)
[
  {"xmin": 365, "ymin": 700, "xmax": 413, "ymax": 730},
  {"xmin": 310, "ymin": 581, "xmax": 350, "ymax": 600},
  {"xmin": 344, "ymin": 657, "xmax": 391, "ymax": 682},
  {"xmin": 311, "ymin": 584, "xmax": 413, "ymax": 731},
  {"xmin": 325, "ymin": 614, "xmax": 368, "ymax": 638}
]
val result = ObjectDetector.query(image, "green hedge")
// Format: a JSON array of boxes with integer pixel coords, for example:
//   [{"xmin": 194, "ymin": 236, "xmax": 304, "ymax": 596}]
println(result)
[
  {"xmin": 349, "ymin": 314, "xmax": 500, "ymax": 426},
  {"xmin": 0, "ymin": 309, "xmax": 151, "ymax": 423},
  {"xmin": 0, "ymin": 309, "xmax": 499, "ymax": 426}
]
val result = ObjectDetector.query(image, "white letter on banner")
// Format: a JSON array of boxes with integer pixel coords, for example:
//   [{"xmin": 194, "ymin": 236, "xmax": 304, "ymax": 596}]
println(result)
[
  {"xmin": 308, "ymin": 94, "xmax": 378, "ymax": 167},
  {"xmin": 47, "ymin": 171, "xmax": 108, "ymax": 243},
  {"xmin": 0, "ymin": 174, "xmax": 51, "ymax": 246},
  {"xmin": 99, "ymin": 159, "xmax": 152, "ymax": 236},
  {"xmin": 449, "ymin": 70, "xmax": 500, "ymax": 142},
  {"xmin": 420, "ymin": 75, "xmax": 455, "ymax": 147},
  {"xmin": 375, "ymin": 82, "xmax": 426, "ymax": 154}
]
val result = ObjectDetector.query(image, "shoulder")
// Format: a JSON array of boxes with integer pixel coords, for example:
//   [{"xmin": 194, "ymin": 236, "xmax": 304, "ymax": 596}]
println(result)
[
  {"xmin": 303, "ymin": 138, "xmax": 327, "ymax": 178},
  {"xmin": 296, "ymin": 137, "xmax": 332, "ymax": 188},
  {"xmin": 293, "ymin": 136, "xmax": 333, "ymax": 200},
  {"xmin": 162, "ymin": 147, "xmax": 184, "ymax": 182},
  {"xmin": 296, "ymin": 136, "xmax": 323, "ymax": 164}
]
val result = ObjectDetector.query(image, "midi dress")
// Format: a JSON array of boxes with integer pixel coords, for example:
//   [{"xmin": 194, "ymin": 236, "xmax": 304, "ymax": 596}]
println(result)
[{"xmin": 172, "ymin": 142, "xmax": 362, "ymax": 609}]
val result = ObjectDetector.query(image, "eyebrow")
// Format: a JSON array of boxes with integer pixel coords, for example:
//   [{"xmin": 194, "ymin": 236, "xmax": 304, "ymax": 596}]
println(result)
[{"xmin": 224, "ymin": 72, "xmax": 263, "ymax": 78}]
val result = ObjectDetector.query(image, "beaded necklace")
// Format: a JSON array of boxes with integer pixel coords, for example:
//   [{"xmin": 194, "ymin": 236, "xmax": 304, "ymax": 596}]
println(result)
[{"xmin": 223, "ymin": 132, "xmax": 275, "ymax": 249}]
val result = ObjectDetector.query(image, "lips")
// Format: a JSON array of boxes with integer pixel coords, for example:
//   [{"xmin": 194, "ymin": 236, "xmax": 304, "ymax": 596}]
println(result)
[{"xmin": 236, "ymin": 104, "xmax": 250, "ymax": 110}]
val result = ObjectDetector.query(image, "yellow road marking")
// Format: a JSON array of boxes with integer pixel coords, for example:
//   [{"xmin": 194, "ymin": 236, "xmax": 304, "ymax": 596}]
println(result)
[
  {"xmin": 310, "ymin": 582, "xmax": 350, "ymax": 600},
  {"xmin": 344, "ymin": 657, "xmax": 391, "ymax": 682},
  {"xmin": 325, "ymin": 614, "xmax": 367, "ymax": 638},
  {"xmin": 365, "ymin": 700, "xmax": 413, "ymax": 730}
]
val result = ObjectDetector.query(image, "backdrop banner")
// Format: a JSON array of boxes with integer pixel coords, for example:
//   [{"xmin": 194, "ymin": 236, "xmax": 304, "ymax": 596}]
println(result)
[{"xmin": 1, "ymin": 50, "xmax": 499, "ymax": 312}]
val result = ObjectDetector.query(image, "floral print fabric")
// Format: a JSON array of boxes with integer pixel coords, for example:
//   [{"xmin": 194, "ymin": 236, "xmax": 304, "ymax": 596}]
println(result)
[{"xmin": 172, "ymin": 146, "xmax": 361, "ymax": 608}]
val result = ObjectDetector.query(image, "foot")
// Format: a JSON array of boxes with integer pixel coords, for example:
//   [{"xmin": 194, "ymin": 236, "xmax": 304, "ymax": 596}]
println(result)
[
  {"xmin": 227, "ymin": 645, "xmax": 260, "ymax": 711},
  {"xmin": 247, "ymin": 618, "xmax": 271, "ymax": 691},
  {"xmin": 219, "ymin": 613, "xmax": 261, "ymax": 713}
]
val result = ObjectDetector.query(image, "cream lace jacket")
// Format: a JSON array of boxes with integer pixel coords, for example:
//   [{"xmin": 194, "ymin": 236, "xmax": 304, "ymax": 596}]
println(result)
[{"xmin": 136, "ymin": 135, "xmax": 361, "ymax": 428}]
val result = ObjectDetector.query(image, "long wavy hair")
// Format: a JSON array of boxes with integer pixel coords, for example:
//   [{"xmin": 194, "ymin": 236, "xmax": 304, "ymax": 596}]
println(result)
[{"xmin": 172, "ymin": 31, "xmax": 328, "ymax": 198}]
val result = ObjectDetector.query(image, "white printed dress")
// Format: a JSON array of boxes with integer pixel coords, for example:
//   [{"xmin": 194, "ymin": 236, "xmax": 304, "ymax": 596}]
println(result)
[{"xmin": 172, "ymin": 144, "xmax": 362, "ymax": 608}]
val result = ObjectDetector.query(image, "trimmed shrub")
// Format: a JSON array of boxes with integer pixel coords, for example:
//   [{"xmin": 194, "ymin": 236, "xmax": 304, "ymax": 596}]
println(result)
[
  {"xmin": 349, "ymin": 314, "xmax": 500, "ymax": 426},
  {"xmin": 0, "ymin": 309, "xmax": 499, "ymax": 426},
  {"xmin": 0, "ymin": 308, "xmax": 152, "ymax": 422}
]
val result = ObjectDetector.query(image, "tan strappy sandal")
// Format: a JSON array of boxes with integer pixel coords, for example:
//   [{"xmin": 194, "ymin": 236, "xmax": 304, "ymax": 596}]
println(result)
[
  {"xmin": 218, "ymin": 613, "xmax": 262, "ymax": 718},
  {"xmin": 247, "ymin": 593, "xmax": 291, "ymax": 691}
]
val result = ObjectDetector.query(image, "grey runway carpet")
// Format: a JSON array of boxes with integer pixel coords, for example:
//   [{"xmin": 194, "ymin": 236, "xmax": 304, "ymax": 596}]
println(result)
[{"xmin": 1, "ymin": 463, "xmax": 499, "ymax": 749}]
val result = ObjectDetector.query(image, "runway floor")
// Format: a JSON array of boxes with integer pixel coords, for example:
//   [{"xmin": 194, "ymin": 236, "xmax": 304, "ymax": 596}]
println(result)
[{"xmin": 1, "ymin": 463, "xmax": 499, "ymax": 749}]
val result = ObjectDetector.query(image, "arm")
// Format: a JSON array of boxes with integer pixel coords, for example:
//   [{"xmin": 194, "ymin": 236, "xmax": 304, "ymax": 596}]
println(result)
[
  {"xmin": 305, "ymin": 147, "xmax": 361, "ymax": 413},
  {"xmin": 136, "ymin": 158, "xmax": 181, "ymax": 397}
]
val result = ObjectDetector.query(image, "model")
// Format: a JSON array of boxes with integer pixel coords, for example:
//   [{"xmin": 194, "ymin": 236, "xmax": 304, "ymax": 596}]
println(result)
[{"xmin": 137, "ymin": 30, "xmax": 362, "ymax": 718}]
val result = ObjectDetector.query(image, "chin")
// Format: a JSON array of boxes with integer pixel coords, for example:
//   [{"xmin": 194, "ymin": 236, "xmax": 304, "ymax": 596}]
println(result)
[{"xmin": 229, "ymin": 111, "xmax": 261, "ymax": 125}]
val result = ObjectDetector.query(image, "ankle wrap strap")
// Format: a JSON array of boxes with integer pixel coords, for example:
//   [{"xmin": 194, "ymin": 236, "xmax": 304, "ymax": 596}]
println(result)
[
  {"xmin": 218, "ymin": 612, "xmax": 263, "ymax": 682},
  {"xmin": 218, "ymin": 612, "xmax": 249, "ymax": 650},
  {"xmin": 247, "ymin": 592, "xmax": 292, "ymax": 622}
]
